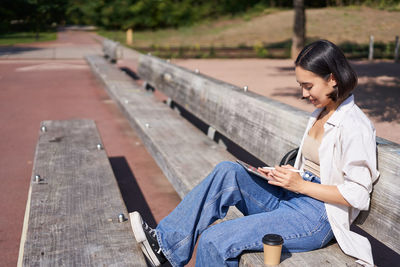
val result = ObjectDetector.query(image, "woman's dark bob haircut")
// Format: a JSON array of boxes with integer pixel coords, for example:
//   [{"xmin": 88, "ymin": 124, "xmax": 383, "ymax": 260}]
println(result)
[{"xmin": 295, "ymin": 40, "xmax": 357, "ymax": 102}]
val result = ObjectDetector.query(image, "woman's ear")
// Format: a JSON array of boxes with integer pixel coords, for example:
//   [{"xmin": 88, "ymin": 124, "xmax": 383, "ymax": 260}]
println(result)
[{"xmin": 328, "ymin": 73, "xmax": 338, "ymax": 87}]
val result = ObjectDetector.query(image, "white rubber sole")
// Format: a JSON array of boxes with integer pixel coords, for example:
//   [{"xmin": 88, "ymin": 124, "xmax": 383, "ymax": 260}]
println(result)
[{"xmin": 129, "ymin": 212, "xmax": 161, "ymax": 267}]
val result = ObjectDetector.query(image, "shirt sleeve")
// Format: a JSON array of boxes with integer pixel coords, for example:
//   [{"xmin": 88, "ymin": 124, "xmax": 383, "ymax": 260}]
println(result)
[{"xmin": 336, "ymin": 122, "xmax": 377, "ymax": 211}]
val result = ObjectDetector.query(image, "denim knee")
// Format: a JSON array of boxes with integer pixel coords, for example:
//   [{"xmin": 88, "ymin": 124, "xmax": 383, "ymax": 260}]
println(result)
[
  {"xmin": 215, "ymin": 161, "xmax": 239, "ymax": 171},
  {"xmin": 212, "ymin": 161, "xmax": 244, "ymax": 183},
  {"xmin": 214, "ymin": 161, "xmax": 246, "ymax": 176}
]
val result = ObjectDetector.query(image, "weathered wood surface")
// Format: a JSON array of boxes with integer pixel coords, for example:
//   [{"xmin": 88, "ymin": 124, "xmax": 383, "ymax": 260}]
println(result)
[
  {"xmin": 138, "ymin": 54, "xmax": 400, "ymax": 255},
  {"xmin": 86, "ymin": 55, "xmax": 359, "ymax": 266},
  {"xmin": 102, "ymin": 39, "xmax": 123, "ymax": 63},
  {"xmin": 20, "ymin": 119, "xmax": 146, "ymax": 266},
  {"xmin": 359, "ymin": 137, "xmax": 400, "ymax": 253},
  {"xmin": 241, "ymin": 241, "xmax": 360, "ymax": 267}
]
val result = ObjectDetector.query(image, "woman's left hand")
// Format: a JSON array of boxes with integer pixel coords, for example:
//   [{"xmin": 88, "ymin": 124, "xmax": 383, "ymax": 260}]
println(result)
[{"xmin": 268, "ymin": 165, "xmax": 306, "ymax": 193}]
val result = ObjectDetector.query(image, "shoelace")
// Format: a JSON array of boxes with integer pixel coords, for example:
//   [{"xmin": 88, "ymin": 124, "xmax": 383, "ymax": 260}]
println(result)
[
  {"xmin": 143, "ymin": 222, "xmax": 157, "ymax": 239},
  {"xmin": 143, "ymin": 222, "xmax": 163, "ymax": 256}
]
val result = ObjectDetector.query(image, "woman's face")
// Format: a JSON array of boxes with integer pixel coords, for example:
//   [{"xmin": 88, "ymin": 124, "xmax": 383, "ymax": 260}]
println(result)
[{"xmin": 295, "ymin": 66, "xmax": 337, "ymax": 110}]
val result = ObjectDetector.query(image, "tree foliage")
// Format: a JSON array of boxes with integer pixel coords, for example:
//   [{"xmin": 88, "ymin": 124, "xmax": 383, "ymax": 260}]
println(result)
[
  {"xmin": 64, "ymin": 0, "xmax": 400, "ymax": 30},
  {"xmin": 1, "ymin": 0, "xmax": 68, "ymax": 33},
  {"xmin": 1, "ymin": 0, "xmax": 399, "ymax": 32}
]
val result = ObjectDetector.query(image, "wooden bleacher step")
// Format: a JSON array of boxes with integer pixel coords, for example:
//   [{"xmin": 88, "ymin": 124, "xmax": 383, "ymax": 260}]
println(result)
[{"xmin": 19, "ymin": 119, "xmax": 146, "ymax": 266}]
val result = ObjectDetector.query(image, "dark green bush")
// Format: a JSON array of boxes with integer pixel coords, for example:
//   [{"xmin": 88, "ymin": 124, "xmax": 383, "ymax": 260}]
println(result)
[{"xmin": 2, "ymin": 0, "xmax": 400, "ymax": 33}]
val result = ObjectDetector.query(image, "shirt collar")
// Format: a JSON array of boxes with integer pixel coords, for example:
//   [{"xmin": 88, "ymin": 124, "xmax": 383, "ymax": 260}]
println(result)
[{"xmin": 326, "ymin": 94, "xmax": 355, "ymax": 127}]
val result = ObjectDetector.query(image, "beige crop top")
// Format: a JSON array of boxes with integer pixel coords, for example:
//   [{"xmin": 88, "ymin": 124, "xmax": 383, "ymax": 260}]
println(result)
[{"xmin": 301, "ymin": 135, "xmax": 321, "ymax": 177}]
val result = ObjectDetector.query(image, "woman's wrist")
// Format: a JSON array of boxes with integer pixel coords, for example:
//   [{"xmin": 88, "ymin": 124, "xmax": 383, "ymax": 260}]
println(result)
[{"xmin": 297, "ymin": 179, "xmax": 310, "ymax": 195}]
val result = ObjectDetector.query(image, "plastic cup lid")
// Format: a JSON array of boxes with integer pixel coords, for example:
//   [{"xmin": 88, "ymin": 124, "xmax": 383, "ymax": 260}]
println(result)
[{"xmin": 262, "ymin": 234, "xmax": 284, "ymax": 245}]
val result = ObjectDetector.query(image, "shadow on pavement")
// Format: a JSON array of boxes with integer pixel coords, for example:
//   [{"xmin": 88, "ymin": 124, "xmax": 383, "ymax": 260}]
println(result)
[
  {"xmin": 355, "ymin": 81, "xmax": 400, "ymax": 122},
  {"xmin": 353, "ymin": 62, "xmax": 400, "ymax": 122},
  {"xmin": 353, "ymin": 61, "xmax": 400, "ymax": 78},
  {"xmin": 0, "ymin": 46, "xmax": 44, "ymax": 55},
  {"xmin": 109, "ymin": 156, "xmax": 157, "ymax": 228}
]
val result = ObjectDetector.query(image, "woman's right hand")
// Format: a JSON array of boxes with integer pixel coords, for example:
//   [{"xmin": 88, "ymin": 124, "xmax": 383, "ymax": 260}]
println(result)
[{"xmin": 257, "ymin": 167, "xmax": 275, "ymax": 180}]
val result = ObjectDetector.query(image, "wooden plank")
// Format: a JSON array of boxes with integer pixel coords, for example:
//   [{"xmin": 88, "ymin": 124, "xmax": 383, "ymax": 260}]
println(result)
[
  {"xmin": 353, "ymin": 137, "xmax": 400, "ymax": 254},
  {"xmin": 86, "ymin": 55, "xmax": 360, "ymax": 266},
  {"xmin": 137, "ymin": 54, "xmax": 400, "ymax": 254},
  {"xmin": 21, "ymin": 119, "xmax": 146, "ymax": 266},
  {"xmin": 241, "ymin": 242, "xmax": 357, "ymax": 267}
]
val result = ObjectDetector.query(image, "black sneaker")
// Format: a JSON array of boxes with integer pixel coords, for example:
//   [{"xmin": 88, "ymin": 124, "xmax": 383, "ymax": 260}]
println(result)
[{"xmin": 129, "ymin": 211, "xmax": 167, "ymax": 266}]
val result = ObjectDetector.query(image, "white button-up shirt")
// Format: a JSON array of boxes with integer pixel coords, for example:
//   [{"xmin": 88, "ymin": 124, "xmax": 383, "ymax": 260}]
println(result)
[{"xmin": 294, "ymin": 95, "xmax": 379, "ymax": 266}]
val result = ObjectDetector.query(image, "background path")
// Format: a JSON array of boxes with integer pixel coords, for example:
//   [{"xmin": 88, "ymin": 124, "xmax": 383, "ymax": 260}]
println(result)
[{"xmin": 0, "ymin": 29, "xmax": 101, "ymax": 59}]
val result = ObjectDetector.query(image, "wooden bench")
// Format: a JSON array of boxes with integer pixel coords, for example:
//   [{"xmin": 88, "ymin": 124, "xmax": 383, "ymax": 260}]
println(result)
[
  {"xmin": 86, "ymin": 54, "xmax": 400, "ymax": 266},
  {"xmin": 18, "ymin": 119, "xmax": 147, "ymax": 266},
  {"xmin": 103, "ymin": 39, "xmax": 123, "ymax": 63}
]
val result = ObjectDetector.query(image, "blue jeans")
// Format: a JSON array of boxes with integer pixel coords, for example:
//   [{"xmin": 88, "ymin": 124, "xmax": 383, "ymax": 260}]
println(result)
[{"xmin": 156, "ymin": 161, "xmax": 333, "ymax": 267}]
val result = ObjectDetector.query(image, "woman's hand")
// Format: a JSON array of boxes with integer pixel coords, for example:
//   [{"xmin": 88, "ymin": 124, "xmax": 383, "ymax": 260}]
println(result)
[
  {"xmin": 261, "ymin": 165, "xmax": 351, "ymax": 206},
  {"xmin": 267, "ymin": 165, "xmax": 306, "ymax": 193},
  {"xmin": 257, "ymin": 167, "xmax": 275, "ymax": 180}
]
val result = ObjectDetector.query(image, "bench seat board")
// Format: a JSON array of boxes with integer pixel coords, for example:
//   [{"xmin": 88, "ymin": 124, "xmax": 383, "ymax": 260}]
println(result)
[
  {"xmin": 21, "ymin": 119, "xmax": 146, "ymax": 266},
  {"xmin": 86, "ymin": 55, "xmax": 359, "ymax": 266},
  {"xmin": 138, "ymin": 55, "xmax": 400, "ymax": 255}
]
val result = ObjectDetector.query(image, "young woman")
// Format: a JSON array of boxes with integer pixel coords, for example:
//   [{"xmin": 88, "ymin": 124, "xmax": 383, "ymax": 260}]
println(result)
[{"xmin": 130, "ymin": 40, "xmax": 379, "ymax": 267}]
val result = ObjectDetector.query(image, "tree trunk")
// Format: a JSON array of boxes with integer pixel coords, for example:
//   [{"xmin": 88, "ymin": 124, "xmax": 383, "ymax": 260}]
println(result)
[
  {"xmin": 35, "ymin": 20, "xmax": 40, "ymax": 40},
  {"xmin": 291, "ymin": 0, "xmax": 305, "ymax": 59}
]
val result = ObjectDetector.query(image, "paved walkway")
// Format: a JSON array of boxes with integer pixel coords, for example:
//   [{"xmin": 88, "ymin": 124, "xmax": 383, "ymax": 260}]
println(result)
[{"xmin": 0, "ymin": 30, "xmax": 101, "ymax": 59}]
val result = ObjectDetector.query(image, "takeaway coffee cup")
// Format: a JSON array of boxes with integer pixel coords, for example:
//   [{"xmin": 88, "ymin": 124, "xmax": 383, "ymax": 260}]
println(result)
[{"xmin": 262, "ymin": 234, "xmax": 284, "ymax": 266}]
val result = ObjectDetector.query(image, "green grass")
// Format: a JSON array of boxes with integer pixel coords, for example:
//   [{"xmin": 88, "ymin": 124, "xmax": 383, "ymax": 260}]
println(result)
[
  {"xmin": 99, "ymin": 6, "xmax": 400, "ymax": 47},
  {"xmin": 98, "ymin": 6, "xmax": 400, "ymax": 59},
  {"xmin": 97, "ymin": 7, "xmax": 288, "ymax": 48},
  {"xmin": 0, "ymin": 32, "xmax": 57, "ymax": 46}
]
